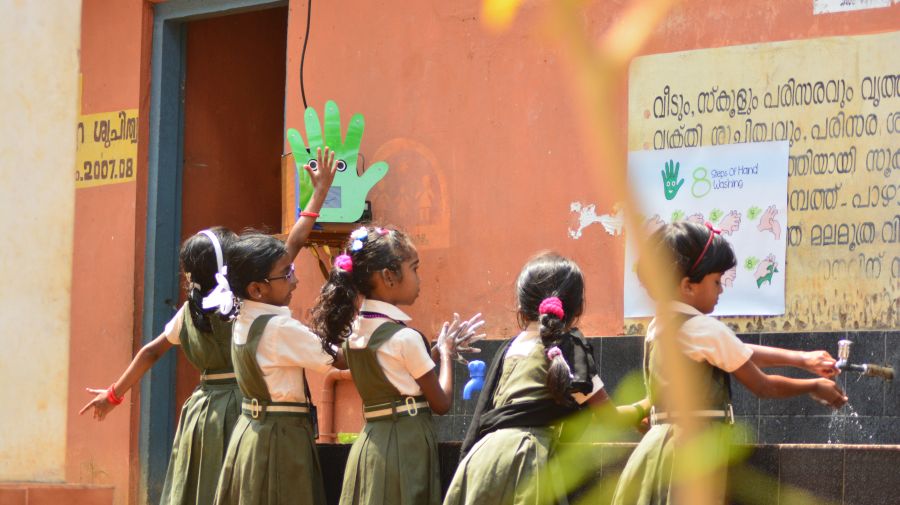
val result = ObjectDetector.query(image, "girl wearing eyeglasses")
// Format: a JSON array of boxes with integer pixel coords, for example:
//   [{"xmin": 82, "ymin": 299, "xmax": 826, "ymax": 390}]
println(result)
[{"xmin": 213, "ymin": 151, "xmax": 347, "ymax": 505}]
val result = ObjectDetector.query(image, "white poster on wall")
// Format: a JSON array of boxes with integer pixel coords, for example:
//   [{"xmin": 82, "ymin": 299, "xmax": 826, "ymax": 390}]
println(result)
[{"xmin": 624, "ymin": 141, "xmax": 789, "ymax": 317}]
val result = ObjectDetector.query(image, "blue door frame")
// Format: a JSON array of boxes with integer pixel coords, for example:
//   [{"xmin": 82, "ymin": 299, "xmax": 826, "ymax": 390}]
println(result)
[{"xmin": 142, "ymin": 1, "xmax": 287, "ymax": 503}]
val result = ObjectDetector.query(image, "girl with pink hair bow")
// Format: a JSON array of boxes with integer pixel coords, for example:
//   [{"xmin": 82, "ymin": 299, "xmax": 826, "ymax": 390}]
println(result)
[
  {"xmin": 309, "ymin": 225, "xmax": 484, "ymax": 505},
  {"xmin": 445, "ymin": 252, "xmax": 644, "ymax": 505}
]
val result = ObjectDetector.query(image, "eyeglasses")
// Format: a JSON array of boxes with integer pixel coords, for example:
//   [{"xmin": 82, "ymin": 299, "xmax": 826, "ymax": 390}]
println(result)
[{"xmin": 264, "ymin": 264, "xmax": 295, "ymax": 283}]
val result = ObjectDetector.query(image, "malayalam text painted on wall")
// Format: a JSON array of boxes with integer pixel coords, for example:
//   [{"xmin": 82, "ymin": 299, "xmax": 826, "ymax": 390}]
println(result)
[{"xmin": 75, "ymin": 109, "xmax": 138, "ymax": 189}]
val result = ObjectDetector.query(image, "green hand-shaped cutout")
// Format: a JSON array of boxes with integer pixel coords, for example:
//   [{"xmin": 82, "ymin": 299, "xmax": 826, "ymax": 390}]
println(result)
[
  {"xmin": 287, "ymin": 100, "xmax": 389, "ymax": 222},
  {"xmin": 661, "ymin": 160, "xmax": 684, "ymax": 201},
  {"xmin": 287, "ymin": 128, "xmax": 314, "ymax": 214}
]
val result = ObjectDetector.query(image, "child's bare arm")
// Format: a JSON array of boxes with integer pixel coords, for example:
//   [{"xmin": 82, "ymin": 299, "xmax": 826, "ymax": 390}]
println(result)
[
  {"xmin": 746, "ymin": 344, "xmax": 838, "ymax": 378},
  {"xmin": 732, "ymin": 359, "xmax": 847, "ymax": 408},
  {"xmin": 285, "ymin": 147, "xmax": 337, "ymax": 261},
  {"xmin": 415, "ymin": 365, "xmax": 452, "ymax": 415},
  {"xmin": 587, "ymin": 389, "xmax": 650, "ymax": 428},
  {"xmin": 79, "ymin": 334, "xmax": 175, "ymax": 420}
]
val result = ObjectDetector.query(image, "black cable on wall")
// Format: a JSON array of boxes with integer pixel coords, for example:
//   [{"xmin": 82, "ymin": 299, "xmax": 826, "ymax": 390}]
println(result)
[{"xmin": 300, "ymin": 0, "xmax": 312, "ymax": 108}]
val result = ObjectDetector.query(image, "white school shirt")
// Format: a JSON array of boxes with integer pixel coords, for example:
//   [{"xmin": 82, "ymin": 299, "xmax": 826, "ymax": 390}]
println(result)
[
  {"xmin": 162, "ymin": 305, "xmax": 186, "ymax": 344},
  {"xmin": 505, "ymin": 329, "xmax": 605, "ymax": 405},
  {"xmin": 232, "ymin": 300, "xmax": 334, "ymax": 403},
  {"xmin": 646, "ymin": 301, "xmax": 752, "ymax": 373},
  {"xmin": 345, "ymin": 299, "xmax": 436, "ymax": 396}
]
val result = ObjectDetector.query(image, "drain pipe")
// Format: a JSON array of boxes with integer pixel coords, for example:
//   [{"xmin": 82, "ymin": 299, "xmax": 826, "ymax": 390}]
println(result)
[{"xmin": 319, "ymin": 368, "xmax": 353, "ymax": 443}]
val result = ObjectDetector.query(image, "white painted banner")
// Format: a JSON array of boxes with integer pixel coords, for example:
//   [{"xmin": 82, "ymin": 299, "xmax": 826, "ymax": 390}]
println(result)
[{"xmin": 624, "ymin": 142, "xmax": 789, "ymax": 317}]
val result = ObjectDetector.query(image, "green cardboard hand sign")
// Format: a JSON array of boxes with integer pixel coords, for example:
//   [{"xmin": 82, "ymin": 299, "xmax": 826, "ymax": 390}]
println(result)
[{"xmin": 287, "ymin": 100, "xmax": 389, "ymax": 222}]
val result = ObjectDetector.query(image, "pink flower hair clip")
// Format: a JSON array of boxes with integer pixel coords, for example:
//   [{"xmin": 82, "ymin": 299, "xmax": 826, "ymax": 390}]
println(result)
[
  {"xmin": 538, "ymin": 297, "xmax": 565, "ymax": 320},
  {"xmin": 334, "ymin": 254, "xmax": 353, "ymax": 273}
]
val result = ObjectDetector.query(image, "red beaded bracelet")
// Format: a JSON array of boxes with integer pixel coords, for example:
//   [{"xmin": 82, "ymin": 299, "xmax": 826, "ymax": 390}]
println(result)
[
  {"xmin": 106, "ymin": 384, "xmax": 125, "ymax": 405},
  {"xmin": 299, "ymin": 211, "xmax": 320, "ymax": 218}
]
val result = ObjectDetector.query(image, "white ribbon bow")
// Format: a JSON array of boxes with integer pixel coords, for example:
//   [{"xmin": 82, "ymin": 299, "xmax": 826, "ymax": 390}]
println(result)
[
  {"xmin": 202, "ymin": 268, "xmax": 234, "ymax": 315},
  {"xmin": 198, "ymin": 230, "xmax": 234, "ymax": 315}
]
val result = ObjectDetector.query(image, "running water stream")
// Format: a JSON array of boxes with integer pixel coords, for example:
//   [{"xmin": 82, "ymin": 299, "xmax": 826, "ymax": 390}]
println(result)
[
  {"xmin": 827, "ymin": 372, "xmax": 877, "ymax": 444},
  {"xmin": 827, "ymin": 403, "xmax": 872, "ymax": 444}
]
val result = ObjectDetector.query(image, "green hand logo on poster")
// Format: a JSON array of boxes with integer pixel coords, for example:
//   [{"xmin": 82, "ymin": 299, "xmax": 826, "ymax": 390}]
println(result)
[
  {"xmin": 287, "ymin": 100, "xmax": 389, "ymax": 222},
  {"xmin": 744, "ymin": 254, "xmax": 779, "ymax": 288},
  {"xmin": 661, "ymin": 159, "xmax": 684, "ymax": 200}
]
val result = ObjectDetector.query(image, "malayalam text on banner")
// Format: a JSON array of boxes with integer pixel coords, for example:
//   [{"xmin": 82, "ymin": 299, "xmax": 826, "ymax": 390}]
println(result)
[{"xmin": 627, "ymin": 32, "xmax": 899, "ymax": 332}]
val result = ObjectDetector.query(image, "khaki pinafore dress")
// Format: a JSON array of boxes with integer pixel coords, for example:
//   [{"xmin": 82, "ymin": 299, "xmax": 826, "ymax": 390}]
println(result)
[
  {"xmin": 160, "ymin": 303, "xmax": 241, "ymax": 505},
  {"xmin": 339, "ymin": 322, "xmax": 441, "ymax": 505},
  {"xmin": 610, "ymin": 316, "xmax": 734, "ymax": 505},
  {"xmin": 215, "ymin": 314, "xmax": 326, "ymax": 505},
  {"xmin": 443, "ymin": 339, "xmax": 569, "ymax": 505}
]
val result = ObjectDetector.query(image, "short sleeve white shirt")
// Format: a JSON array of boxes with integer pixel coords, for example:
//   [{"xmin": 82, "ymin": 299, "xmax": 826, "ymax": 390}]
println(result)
[
  {"xmin": 345, "ymin": 299, "xmax": 436, "ymax": 396},
  {"xmin": 162, "ymin": 305, "xmax": 185, "ymax": 345},
  {"xmin": 504, "ymin": 329, "xmax": 605, "ymax": 405},
  {"xmin": 233, "ymin": 300, "xmax": 334, "ymax": 402},
  {"xmin": 646, "ymin": 301, "xmax": 752, "ymax": 373}
]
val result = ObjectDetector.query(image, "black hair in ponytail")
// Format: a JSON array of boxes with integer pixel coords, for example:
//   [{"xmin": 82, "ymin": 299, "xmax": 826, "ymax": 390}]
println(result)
[
  {"xmin": 309, "ymin": 226, "xmax": 415, "ymax": 357},
  {"xmin": 179, "ymin": 226, "xmax": 238, "ymax": 332},
  {"xmin": 515, "ymin": 252, "xmax": 585, "ymax": 406}
]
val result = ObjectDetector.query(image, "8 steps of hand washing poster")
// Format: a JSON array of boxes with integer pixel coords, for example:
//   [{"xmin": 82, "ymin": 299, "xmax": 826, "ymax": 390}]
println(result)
[{"xmin": 624, "ymin": 141, "xmax": 789, "ymax": 317}]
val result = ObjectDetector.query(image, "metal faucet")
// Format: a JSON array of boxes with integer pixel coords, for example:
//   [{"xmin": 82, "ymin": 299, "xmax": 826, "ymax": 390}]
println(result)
[{"xmin": 835, "ymin": 339, "xmax": 894, "ymax": 381}]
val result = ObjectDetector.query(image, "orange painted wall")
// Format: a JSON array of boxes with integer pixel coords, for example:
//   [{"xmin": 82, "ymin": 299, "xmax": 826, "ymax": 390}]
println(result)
[
  {"xmin": 284, "ymin": 0, "xmax": 899, "ymax": 339},
  {"xmin": 67, "ymin": 2, "xmax": 148, "ymax": 505},
  {"xmin": 281, "ymin": 0, "xmax": 899, "ymax": 434},
  {"xmin": 66, "ymin": 0, "xmax": 900, "ymax": 498},
  {"xmin": 175, "ymin": 6, "xmax": 288, "ymax": 413}
]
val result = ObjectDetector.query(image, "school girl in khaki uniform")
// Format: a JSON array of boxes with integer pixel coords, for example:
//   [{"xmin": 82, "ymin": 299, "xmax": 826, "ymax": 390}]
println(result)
[{"xmin": 309, "ymin": 225, "xmax": 483, "ymax": 505}]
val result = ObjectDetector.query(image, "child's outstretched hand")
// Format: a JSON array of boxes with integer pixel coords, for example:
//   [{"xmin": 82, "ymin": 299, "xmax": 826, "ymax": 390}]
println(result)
[
  {"xmin": 436, "ymin": 313, "xmax": 486, "ymax": 363},
  {"xmin": 802, "ymin": 350, "xmax": 840, "ymax": 378},
  {"xmin": 809, "ymin": 378, "xmax": 848, "ymax": 409},
  {"xmin": 79, "ymin": 387, "xmax": 116, "ymax": 421},
  {"xmin": 306, "ymin": 146, "xmax": 337, "ymax": 200},
  {"xmin": 452, "ymin": 313, "xmax": 486, "ymax": 355}
]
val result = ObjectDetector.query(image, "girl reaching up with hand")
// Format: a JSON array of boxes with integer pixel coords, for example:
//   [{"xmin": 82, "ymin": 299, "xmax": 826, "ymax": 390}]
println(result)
[
  {"xmin": 309, "ymin": 225, "xmax": 484, "ymax": 505},
  {"xmin": 80, "ymin": 146, "xmax": 337, "ymax": 505},
  {"xmin": 210, "ymin": 148, "xmax": 340, "ymax": 505}
]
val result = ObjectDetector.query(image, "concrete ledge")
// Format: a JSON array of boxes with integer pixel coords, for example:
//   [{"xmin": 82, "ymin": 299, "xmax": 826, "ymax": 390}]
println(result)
[{"xmin": 0, "ymin": 483, "xmax": 113, "ymax": 505}]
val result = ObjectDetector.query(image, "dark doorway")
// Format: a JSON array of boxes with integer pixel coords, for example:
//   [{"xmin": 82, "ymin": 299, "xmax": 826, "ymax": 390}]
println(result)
[
  {"xmin": 143, "ymin": 2, "xmax": 288, "ymax": 503},
  {"xmin": 175, "ymin": 5, "xmax": 288, "ymax": 414}
]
